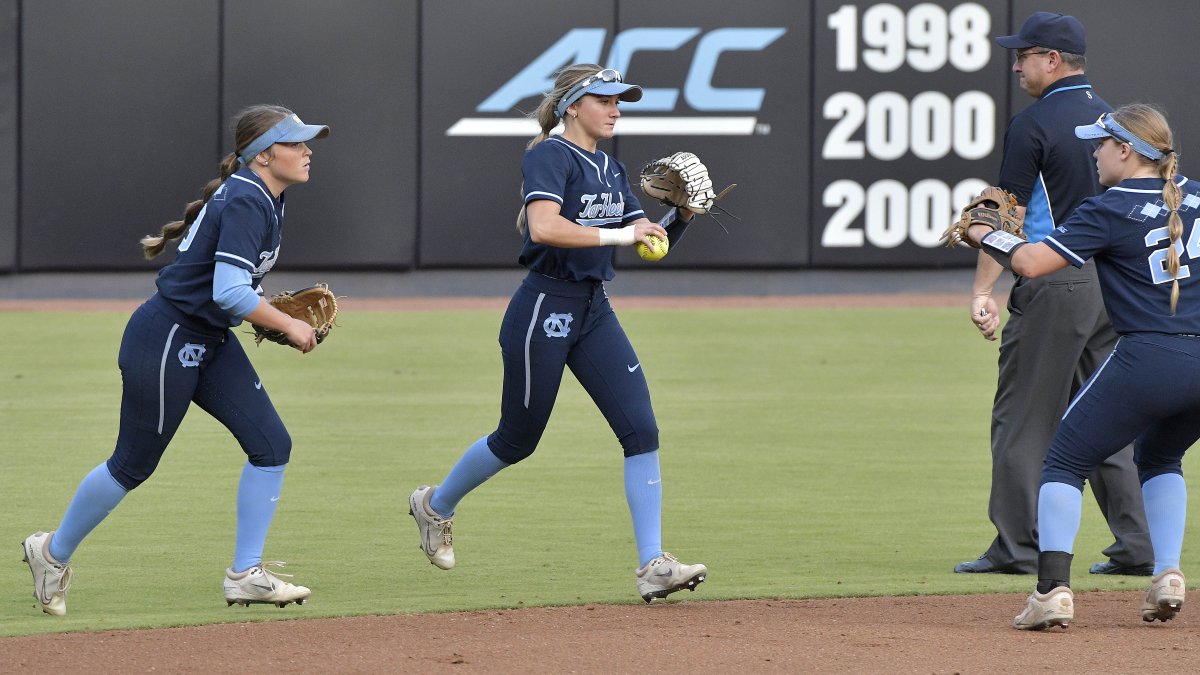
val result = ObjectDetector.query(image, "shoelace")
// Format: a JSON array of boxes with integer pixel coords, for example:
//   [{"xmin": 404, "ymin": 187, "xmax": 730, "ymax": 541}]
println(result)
[
  {"xmin": 257, "ymin": 561, "xmax": 296, "ymax": 581},
  {"xmin": 54, "ymin": 564, "xmax": 73, "ymax": 594},
  {"xmin": 655, "ymin": 552, "xmax": 679, "ymax": 566},
  {"xmin": 438, "ymin": 520, "xmax": 454, "ymax": 546}
]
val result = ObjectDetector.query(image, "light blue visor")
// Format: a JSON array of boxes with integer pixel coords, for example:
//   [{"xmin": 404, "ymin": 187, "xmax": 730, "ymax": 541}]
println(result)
[
  {"xmin": 1075, "ymin": 113, "xmax": 1165, "ymax": 161},
  {"xmin": 555, "ymin": 69, "xmax": 643, "ymax": 118},
  {"xmin": 237, "ymin": 114, "xmax": 330, "ymax": 164}
]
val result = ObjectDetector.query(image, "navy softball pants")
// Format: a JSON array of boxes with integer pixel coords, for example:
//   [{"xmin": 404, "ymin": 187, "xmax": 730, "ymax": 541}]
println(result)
[
  {"xmin": 1043, "ymin": 333, "xmax": 1200, "ymax": 489},
  {"xmin": 487, "ymin": 272, "xmax": 658, "ymax": 463},
  {"xmin": 106, "ymin": 295, "xmax": 291, "ymax": 490}
]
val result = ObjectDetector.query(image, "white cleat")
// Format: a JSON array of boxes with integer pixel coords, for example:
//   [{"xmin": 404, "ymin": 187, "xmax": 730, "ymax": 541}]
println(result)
[
  {"xmin": 1013, "ymin": 586, "xmax": 1073, "ymax": 630},
  {"xmin": 409, "ymin": 486, "xmax": 455, "ymax": 570},
  {"xmin": 21, "ymin": 531, "xmax": 72, "ymax": 617},
  {"xmin": 224, "ymin": 562, "xmax": 310, "ymax": 608},
  {"xmin": 1142, "ymin": 568, "xmax": 1186, "ymax": 623},
  {"xmin": 635, "ymin": 552, "xmax": 707, "ymax": 603}
]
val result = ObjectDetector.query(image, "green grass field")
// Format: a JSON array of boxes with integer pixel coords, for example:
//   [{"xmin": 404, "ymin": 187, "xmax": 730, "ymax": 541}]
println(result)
[{"xmin": 2, "ymin": 307, "xmax": 1192, "ymax": 637}]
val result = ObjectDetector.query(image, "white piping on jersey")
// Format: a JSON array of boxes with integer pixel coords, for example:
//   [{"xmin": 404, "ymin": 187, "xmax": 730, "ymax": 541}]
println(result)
[
  {"xmin": 158, "ymin": 323, "xmax": 180, "ymax": 434},
  {"xmin": 215, "ymin": 251, "xmax": 257, "ymax": 267},
  {"xmin": 230, "ymin": 174, "xmax": 274, "ymax": 203},
  {"xmin": 547, "ymin": 137, "xmax": 609, "ymax": 184},
  {"xmin": 525, "ymin": 190, "xmax": 563, "ymax": 204},
  {"xmin": 229, "ymin": 174, "xmax": 280, "ymax": 228},
  {"xmin": 523, "ymin": 293, "xmax": 547, "ymax": 408},
  {"xmin": 1062, "ymin": 339, "xmax": 1119, "ymax": 421},
  {"xmin": 1037, "ymin": 173, "xmax": 1055, "ymax": 225},
  {"xmin": 1042, "ymin": 235, "xmax": 1085, "ymax": 267},
  {"xmin": 1110, "ymin": 176, "xmax": 1189, "ymax": 193}
]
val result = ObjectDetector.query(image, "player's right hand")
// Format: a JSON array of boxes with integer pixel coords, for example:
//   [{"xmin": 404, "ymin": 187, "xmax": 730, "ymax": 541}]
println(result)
[
  {"xmin": 633, "ymin": 220, "xmax": 668, "ymax": 245},
  {"xmin": 971, "ymin": 295, "xmax": 1000, "ymax": 342}
]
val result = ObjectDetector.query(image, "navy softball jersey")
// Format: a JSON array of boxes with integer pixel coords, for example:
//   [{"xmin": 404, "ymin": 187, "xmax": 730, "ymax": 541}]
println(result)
[
  {"xmin": 1044, "ymin": 176, "xmax": 1200, "ymax": 334},
  {"xmin": 108, "ymin": 168, "xmax": 290, "ymax": 490},
  {"xmin": 155, "ymin": 167, "xmax": 284, "ymax": 328},
  {"xmin": 519, "ymin": 136, "xmax": 645, "ymax": 281},
  {"xmin": 484, "ymin": 137, "xmax": 657, "ymax": 463},
  {"xmin": 999, "ymin": 75, "xmax": 1111, "ymax": 242}
]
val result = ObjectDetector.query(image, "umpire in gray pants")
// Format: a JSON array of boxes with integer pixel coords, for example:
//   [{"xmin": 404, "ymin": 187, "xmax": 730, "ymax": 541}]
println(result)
[{"xmin": 955, "ymin": 12, "xmax": 1152, "ymax": 576}]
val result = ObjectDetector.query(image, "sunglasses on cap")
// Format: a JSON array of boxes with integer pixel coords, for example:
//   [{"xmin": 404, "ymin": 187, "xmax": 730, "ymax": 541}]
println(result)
[
  {"xmin": 1075, "ymin": 113, "xmax": 1166, "ymax": 161},
  {"xmin": 555, "ymin": 69, "xmax": 625, "ymax": 118}
]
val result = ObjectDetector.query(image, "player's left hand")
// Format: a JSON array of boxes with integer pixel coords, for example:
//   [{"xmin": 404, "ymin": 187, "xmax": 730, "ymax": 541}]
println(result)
[{"xmin": 942, "ymin": 186, "xmax": 1025, "ymax": 249}]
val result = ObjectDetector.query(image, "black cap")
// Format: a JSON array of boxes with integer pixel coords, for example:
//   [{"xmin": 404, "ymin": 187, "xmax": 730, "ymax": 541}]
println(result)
[{"xmin": 996, "ymin": 12, "xmax": 1086, "ymax": 55}]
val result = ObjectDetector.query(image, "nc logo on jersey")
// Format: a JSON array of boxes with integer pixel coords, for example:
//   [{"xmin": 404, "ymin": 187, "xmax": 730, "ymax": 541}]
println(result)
[
  {"xmin": 446, "ymin": 26, "xmax": 785, "ymax": 137},
  {"xmin": 543, "ymin": 313, "xmax": 573, "ymax": 338},
  {"xmin": 178, "ymin": 343, "xmax": 206, "ymax": 368}
]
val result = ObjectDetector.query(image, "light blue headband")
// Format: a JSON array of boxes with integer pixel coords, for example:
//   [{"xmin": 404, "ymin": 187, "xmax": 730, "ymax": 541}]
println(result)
[
  {"xmin": 237, "ymin": 114, "xmax": 330, "ymax": 164},
  {"xmin": 554, "ymin": 69, "xmax": 642, "ymax": 118},
  {"xmin": 1075, "ymin": 113, "xmax": 1167, "ymax": 161}
]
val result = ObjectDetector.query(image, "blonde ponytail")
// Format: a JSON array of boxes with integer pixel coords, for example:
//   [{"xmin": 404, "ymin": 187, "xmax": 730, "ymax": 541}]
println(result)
[
  {"xmin": 1162, "ymin": 151, "xmax": 1183, "ymax": 313},
  {"xmin": 1110, "ymin": 104, "xmax": 1181, "ymax": 312}
]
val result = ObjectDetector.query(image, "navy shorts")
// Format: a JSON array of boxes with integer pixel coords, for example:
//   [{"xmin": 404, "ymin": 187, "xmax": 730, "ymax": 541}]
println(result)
[
  {"xmin": 487, "ymin": 272, "xmax": 658, "ymax": 463},
  {"xmin": 1043, "ymin": 333, "xmax": 1200, "ymax": 488},
  {"xmin": 106, "ymin": 295, "xmax": 290, "ymax": 490}
]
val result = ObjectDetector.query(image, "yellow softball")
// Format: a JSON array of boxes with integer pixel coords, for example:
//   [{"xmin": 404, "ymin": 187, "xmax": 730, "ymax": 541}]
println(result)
[{"xmin": 636, "ymin": 234, "xmax": 669, "ymax": 261}]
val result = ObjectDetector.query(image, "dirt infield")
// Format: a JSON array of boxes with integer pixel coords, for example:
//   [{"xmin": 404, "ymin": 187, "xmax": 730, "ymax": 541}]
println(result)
[{"xmin": 3, "ymin": 592, "xmax": 1198, "ymax": 673}]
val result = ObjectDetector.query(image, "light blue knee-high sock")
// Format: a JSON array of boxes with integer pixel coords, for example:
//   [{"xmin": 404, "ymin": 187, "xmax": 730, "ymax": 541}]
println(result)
[
  {"xmin": 50, "ymin": 462, "xmax": 129, "ymax": 563},
  {"xmin": 1142, "ymin": 473, "xmax": 1187, "ymax": 575},
  {"xmin": 429, "ymin": 436, "xmax": 509, "ymax": 517},
  {"xmin": 1038, "ymin": 482, "xmax": 1084, "ymax": 554},
  {"xmin": 624, "ymin": 451, "xmax": 663, "ymax": 567},
  {"xmin": 233, "ymin": 462, "xmax": 286, "ymax": 573}
]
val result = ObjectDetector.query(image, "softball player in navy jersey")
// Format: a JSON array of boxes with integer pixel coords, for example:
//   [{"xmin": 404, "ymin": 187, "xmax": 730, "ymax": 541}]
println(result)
[
  {"xmin": 408, "ymin": 63, "xmax": 707, "ymax": 602},
  {"xmin": 21, "ymin": 105, "xmax": 328, "ymax": 615},
  {"xmin": 965, "ymin": 104, "xmax": 1199, "ymax": 630}
]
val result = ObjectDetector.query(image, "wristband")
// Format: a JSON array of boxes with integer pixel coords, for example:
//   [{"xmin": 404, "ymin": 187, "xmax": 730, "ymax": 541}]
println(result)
[
  {"xmin": 980, "ymin": 230, "xmax": 1026, "ymax": 270},
  {"xmin": 597, "ymin": 225, "xmax": 636, "ymax": 246}
]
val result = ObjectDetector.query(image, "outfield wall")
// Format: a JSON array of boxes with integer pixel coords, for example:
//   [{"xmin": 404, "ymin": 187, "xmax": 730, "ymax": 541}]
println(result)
[{"xmin": 0, "ymin": 0, "xmax": 1195, "ymax": 272}]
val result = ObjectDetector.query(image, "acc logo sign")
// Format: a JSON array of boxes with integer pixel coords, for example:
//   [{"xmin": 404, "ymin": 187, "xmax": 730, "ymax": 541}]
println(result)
[{"xmin": 447, "ymin": 27, "xmax": 785, "ymax": 137}]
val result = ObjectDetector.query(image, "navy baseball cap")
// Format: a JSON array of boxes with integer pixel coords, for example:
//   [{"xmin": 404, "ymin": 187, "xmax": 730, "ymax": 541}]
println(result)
[
  {"xmin": 995, "ymin": 12, "xmax": 1086, "ymax": 55},
  {"xmin": 238, "ymin": 113, "xmax": 330, "ymax": 164},
  {"xmin": 555, "ymin": 69, "xmax": 643, "ymax": 118}
]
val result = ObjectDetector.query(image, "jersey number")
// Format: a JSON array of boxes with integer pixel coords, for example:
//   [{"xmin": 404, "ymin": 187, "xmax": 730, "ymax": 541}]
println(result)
[
  {"xmin": 177, "ymin": 204, "xmax": 208, "ymax": 252},
  {"xmin": 1145, "ymin": 218, "xmax": 1200, "ymax": 284}
]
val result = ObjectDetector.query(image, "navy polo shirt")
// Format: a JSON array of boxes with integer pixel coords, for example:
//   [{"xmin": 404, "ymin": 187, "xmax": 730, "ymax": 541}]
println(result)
[
  {"xmin": 154, "ymin": 168, "xmax": 285, "ymax": 329},
  {"xmin": 998, "ymin": 74, "xmax": 1112, "ymax": 242}
]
